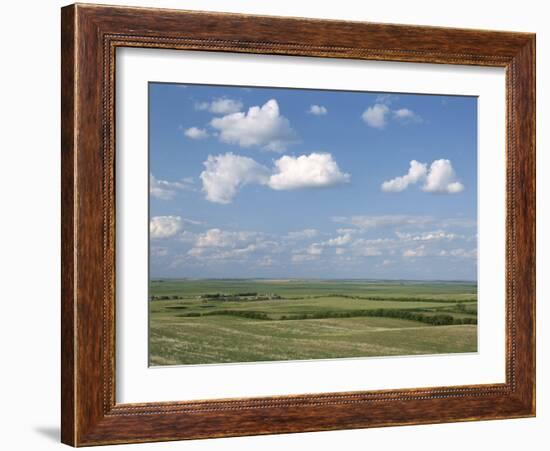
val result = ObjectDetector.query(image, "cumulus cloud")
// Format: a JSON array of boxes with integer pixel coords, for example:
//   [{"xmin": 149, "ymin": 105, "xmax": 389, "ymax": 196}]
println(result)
[
  {"xmin": 200, "ymin": 153, "xmax": 270, "ymax": 204},
  {"xmin": 393, "ymin": 108, "xmax": 422, "ymax": 123},
  {"xmin": 299, "ymin": 233, "xmax": 355, "ymax": 258},
  {"xmin": 422, "ymin": 159, "xmax": 464, "ymax": 193},
  {"xmin": 362, "ymin": 100, "xmax": 421, "ymax": 129},
  {"xmin": 195, "ymin": 97, "xmax": 243, "ymax": 114},
  {"xmin": 200, "ymin": 152, "xmax": 349, "ymax": 203},
  {"xmin": 150, "ymin": 216, "xmax": 183, "ymax": 239},
  {"xmin": 154, "ymin": 215, "xmax": 477, "ymax": 275},
  {"xmin": 362, "ymin": 103, "xmax": 390, "ymax": 129},
  {"xmin": 268, "ymin": 153, "xmax": 350, "ymax": 190},
  {"xmin": 381, "ymin": 160, "xmax": 427, "ymax": 192},
  {"xmin": 194, "ymin": 228, "xmax": 257, "ymax": 248},
  {"xmin": 184, "ymin": 126, "xmax": 209, "ymax": 139},
  {"xmin": 324, "ymin": 233, "xmax": 353, "ymax": 246},
  {"xmin": 187, "ymin": 228, "xmax": 272, "ymax": 261},
  {"xmin": 210, "ymin": 99, "xmax": 296, "ymax": 152},
  {"xmin": 382, "ymin": 159, "xmax": 464, "ymax": 194},
  {"xmin": 308, "ymin": 105, "xmax": 328, "ymax": 115},
  {"xmin": 310, "ymin": 221, "xmax": 477, "ymax": 263},
  {"xmin": 150, "ymin": 174, "xmax": 194, "ymax": 200}
]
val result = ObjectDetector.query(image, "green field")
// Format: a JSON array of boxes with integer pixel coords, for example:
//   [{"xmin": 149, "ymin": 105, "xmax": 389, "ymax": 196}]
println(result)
[{"xmin": 149, "ymin": 279, "xmax": 477, "ymax": 365}]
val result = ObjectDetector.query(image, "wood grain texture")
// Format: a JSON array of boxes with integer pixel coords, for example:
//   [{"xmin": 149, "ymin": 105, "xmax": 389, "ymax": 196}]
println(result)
[{"xmin": 61, "ymin": 3, "xmax": 536, "ymax": 446}]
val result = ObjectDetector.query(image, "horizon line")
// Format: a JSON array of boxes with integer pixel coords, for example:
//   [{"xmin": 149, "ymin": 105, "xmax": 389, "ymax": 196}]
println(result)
[{"xmin": 150, "ymin": 277, "xmax": 477, "ymax": 283}]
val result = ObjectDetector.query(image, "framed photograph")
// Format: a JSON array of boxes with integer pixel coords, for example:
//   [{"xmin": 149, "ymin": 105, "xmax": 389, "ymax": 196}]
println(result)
[{"xmin": 61, "ymin": 3, "xmax": 535, "ymax": 446}]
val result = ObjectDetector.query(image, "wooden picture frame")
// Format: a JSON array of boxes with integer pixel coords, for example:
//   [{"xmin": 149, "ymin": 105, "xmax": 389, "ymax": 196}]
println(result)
[{"xmin": 61, "ymin": 3, "xmax": 535, "ymax": 446}]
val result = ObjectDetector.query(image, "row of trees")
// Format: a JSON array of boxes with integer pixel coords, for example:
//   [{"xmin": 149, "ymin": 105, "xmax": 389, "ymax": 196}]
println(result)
[
  {"xmin": 277, "ymin": 309, "xmax": 476, "ymax": 326},
  {"xmin": 178, "ymin": 308, "xmax": 477, "ymax": 326},
  {"xmin": 150, "ymin": 295, "xmax": 184, "ymax": 301},
  {"xmin": 200, "ymin": 293, "xmax": 282, "ymax": 301},
  {"xmin": 178, "ymin": 310, "xmax": 270, "ymax": 320},
  {"xmin": 328, "ymin": 294, "xmax": 476, "ymax": 304}
]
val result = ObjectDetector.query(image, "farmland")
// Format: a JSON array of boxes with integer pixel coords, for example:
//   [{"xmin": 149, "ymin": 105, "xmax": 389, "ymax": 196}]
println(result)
[{"xmin": 149, "ymin": 279, "xmax": 477, "ymax": 366}]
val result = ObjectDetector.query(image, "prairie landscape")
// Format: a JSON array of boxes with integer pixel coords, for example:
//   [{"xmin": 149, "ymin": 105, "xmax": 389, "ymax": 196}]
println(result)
[
  {"xmin": 149, "ymin": 279, "xmax": 477, "ymax": 366},
  {"xmin": 148, "ymin": 84, "xmax": 478, "ymax": 366}
]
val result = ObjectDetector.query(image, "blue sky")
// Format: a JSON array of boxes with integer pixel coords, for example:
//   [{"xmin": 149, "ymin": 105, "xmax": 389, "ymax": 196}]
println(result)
[{"xmin": 149, "ymin": 83, "xmax": 477, "ymax": 280}]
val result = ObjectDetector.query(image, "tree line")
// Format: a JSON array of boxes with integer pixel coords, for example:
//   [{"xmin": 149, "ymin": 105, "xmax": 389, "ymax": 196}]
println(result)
[{"xmin": 177, "ymin": 308, "xmax": 477, "ymax": 326}]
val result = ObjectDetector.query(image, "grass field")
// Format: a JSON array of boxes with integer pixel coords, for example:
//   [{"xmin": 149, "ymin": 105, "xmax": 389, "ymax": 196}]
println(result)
[{"xmin": 149, "ymin": 279, "xmax": 477, "ymax": 365}]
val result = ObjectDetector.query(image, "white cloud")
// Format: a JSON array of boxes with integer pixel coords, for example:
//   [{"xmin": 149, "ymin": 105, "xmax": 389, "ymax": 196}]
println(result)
[
  {"xmin": 188, "ymin": 228, "xmax": 272, "ymax": 261},
  {"xmin": 393, "ymin": 108, "xmax": 414, "ymax": 119},
  {"xmin": 200, "ymin": 153, "xmax": 270, "ymax": 204},
  {"xmin": 403, "ymin": 244, "xmax": 476, "ymax": 259},
  {"xmin": 332, "ymin": 225, "xmax": 477, "ymax": 262},
  {"xmin": 150, "ymin": 216, "xmax": 183, "ymax": 239},
  {"xmin": 268, "ymin": 153, "xmax": 350, "ymax": 190},
  {"xmin": 200, "ymin": 152, "xmax": 349, "ymax": 203},
  {"xmin": 153, "ymin": 214, "xmax": 477, "ymax": 275},
  {"xmin": 362, "ymin": 99, "xmax": 421, "ymax": 129},
  {"xmin": 210, "ymin": 99, "xmax": 296, "ymax": 152},
  {"xmin": 325, "ymin": 233, "xmax": 353, "ymax": 246},
  {"xmin": 362, "ymin": 103, "xmax": 390, "ymax": 129},
  {"xmin": 393, "ymin": 108, "xmax": 422, "ymax": 123},
  {"xmin": 194, "ymin": 228, "xmax": 257, "ymax": 248},
  {"xmin": 382, "ymin": 159, "xmax": 464, "ymax": 194},
  {"xmin": 308, "ymin": 105, "xmax": 328, "ymax": 115},
  {"xmin": 195, "ymin": 97, "xmax": 243, "ymax": 114},
  {"xmin": 184, "ymin": 126, "xmax": 209, "ymax": 140},
  {"xmin": 396, "ymin": 230, "xmax": 459, "ymax": 242},
  {"xmin": 150, "ymin": 174, "xmax": 194, "ymax": 200},
  {"xmin": 381, "ymin": 160, "xmax": 427, "ymax": 192},
  {"xmin": 422, "ymin": 159, "xmax": 464, "ymax": 193},
  {"xmin": 298, "ymin": 232, "xmax": 355, "ymax": 257}
]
